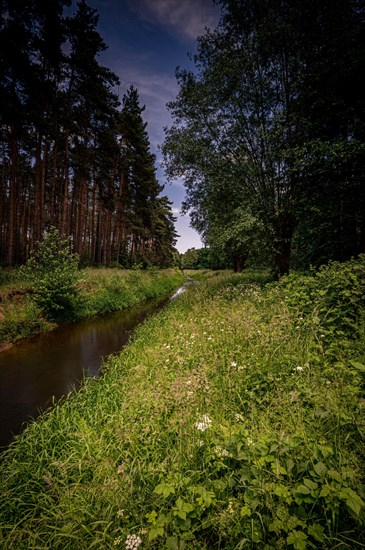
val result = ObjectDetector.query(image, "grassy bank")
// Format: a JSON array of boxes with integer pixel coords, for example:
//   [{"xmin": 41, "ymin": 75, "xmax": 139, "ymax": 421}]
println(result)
[
  {"xmin": 0, "ymin": 268, "xmax": 185, "ymax": 346},
  {"xmin": 0, "ymin": 260, "xmax": 364, "ymax": 548}
]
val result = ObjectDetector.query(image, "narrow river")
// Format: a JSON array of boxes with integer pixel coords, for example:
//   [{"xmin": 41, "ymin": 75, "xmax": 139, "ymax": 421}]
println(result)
[{"xmin": 0, "ymin": 293, "xmax": 174, "ymax": 449}]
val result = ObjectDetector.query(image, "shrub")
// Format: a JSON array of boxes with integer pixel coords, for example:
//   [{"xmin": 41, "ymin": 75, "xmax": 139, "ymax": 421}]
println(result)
[{"xmin": 21, "ymin": 227, "xmax": 81, "ymax": 322}]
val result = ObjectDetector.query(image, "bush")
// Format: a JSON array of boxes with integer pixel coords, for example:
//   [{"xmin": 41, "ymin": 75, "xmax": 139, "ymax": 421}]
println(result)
[
  {"xmin": 270, "ymin": 256, "xmax": 365, "ymax": 344},
  {"xmin": 21, "ymin": 227, "xmax": 81, "ymax": 322}
]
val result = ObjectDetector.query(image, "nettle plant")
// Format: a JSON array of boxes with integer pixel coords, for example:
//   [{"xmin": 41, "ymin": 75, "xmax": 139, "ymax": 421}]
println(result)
[
  {"xmin": 22, "ymin": 227, "xmax": 81, "ymax": 322},
  {"xmin": 146, "ymin": 426, "xmax": 365, "ymax": 549}
]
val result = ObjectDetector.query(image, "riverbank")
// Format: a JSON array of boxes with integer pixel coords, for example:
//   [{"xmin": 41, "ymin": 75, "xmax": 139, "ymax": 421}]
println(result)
[
  {"xmin": 0, "ymin": 260, "xmax": 364, "ymax": 548},
  {"xmin": 0, "ymin": 268, "xmax": 185, "ymax": 349}
]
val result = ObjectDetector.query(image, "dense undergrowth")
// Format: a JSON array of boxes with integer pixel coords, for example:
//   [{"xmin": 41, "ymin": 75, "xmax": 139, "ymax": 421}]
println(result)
[
  {"xmin": 0, "ymin": 268, "xmax": 185, "ymax": 345},
  {"xmin": 0, "ymin": 259, "xmax": 364, "ymax": 548}
]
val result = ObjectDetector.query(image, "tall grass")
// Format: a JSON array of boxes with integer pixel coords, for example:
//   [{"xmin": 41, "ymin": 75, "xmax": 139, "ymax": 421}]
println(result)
[{"xmin": 0, "ymin": 260, "xmax": 364, "ymax": 548}]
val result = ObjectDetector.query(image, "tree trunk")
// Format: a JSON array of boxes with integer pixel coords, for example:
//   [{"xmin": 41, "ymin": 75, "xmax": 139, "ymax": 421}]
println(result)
[
  {"xmin": 233, "ymin": 254, "xmax": 248, "ymax": 273},
  {"xmin": 274, "ymin": 213, "xmax": 295, "ymax": 279},
  {"xmin": 7, "ymin": 132, "xmax": 18, "ymax": 266}
]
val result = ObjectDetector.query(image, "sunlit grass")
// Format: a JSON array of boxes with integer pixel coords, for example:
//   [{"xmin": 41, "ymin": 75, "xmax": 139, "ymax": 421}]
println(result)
[{"xmin": 0, "ymin": 264, "xmax": 364, "ymax": 548}]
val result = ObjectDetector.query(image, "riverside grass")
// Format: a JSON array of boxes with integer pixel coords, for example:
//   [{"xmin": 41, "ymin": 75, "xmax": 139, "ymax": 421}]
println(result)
[
  {"xmin": 0, "ymin": 268, "xmax": 185, "ymax": 344},
  {"xmin": 1, "ymin": 262, "xmax": 365, "ymax": 548}
]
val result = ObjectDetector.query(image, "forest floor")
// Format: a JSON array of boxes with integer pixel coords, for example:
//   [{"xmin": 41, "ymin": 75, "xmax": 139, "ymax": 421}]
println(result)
[
  {"xmin": 0, "ymin": 267, "xmax": 185, "ymax": 349},
  {"xmin": 0, "ymin": 261, "xmax": 364, "ymax": 548}
]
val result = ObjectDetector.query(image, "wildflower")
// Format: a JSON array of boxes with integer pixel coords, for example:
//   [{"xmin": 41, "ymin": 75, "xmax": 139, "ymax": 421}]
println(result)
[
  {"xmin": 227, "ymin": 499, "xmax": 235, "ymax": 513},
  {"xmin": 114, "ymin": 536, "xmax": 123, "ymax": 546},
  {"xmin": 215, "ymin": 446, "xmax": 229, "ymax": 457},
  {"xmin": 196, "ymin": 414, "xmax": 212, "ymax": 431},
  {"xmin": 247, "ymin": 438, "xmax": 253, "ymax": 446},
  {"xmin": 231, "ymin": 361, "xmax": 237, "ymax": 367},
  {"xmin": 295, "ymin": 366, "xmax": 304, "ymax": 371},
  {"xmin": 117, "ymin": 509, "xmax": 124, "ymax": 518},
  {"xmin": 235, "ymin": 413, "xmax": 244, "ymax": 422},
  {"xmin": 125, "ymin": 534, "xmax": 142, "ymax": 549}
]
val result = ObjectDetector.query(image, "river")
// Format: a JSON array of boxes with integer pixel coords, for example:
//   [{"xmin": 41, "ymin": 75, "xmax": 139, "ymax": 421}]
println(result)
[{"xmin": 0, "ymin": 293, "xmax": 175, "ymax": 450}]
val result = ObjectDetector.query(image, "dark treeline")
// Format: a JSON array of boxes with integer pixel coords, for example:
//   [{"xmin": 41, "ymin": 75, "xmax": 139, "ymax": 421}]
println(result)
[
  {"xmin": 0, "ymin": 0, "xmax": 177, "ymax": 267},
  {"xmin": 163, "ymin": 0, "xmax": 365, "ymax": 275}
]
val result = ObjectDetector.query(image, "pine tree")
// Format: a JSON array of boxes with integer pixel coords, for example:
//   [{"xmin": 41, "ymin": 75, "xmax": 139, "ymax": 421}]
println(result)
[{"xmin": 120, "ymin": 86, "xmax": 163, "ymax": 265}]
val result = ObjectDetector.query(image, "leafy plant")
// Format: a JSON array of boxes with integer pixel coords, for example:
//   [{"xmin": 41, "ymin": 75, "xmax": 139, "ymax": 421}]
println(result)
[{"xmin": 21, "ymin": 226, "xmax": 81, "ymax": 321}]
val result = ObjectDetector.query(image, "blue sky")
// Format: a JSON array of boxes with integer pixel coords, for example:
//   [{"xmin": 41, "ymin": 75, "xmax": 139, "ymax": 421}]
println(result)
[{"xmin": 84, "ymin": 0, "xmax": 220, "ymax": 253}]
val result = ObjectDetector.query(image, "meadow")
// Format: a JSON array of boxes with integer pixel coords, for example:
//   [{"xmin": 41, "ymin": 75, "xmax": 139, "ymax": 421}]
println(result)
[{"xmin": 0, "ymin": 259, "xmax": 364, "ymax": 548}]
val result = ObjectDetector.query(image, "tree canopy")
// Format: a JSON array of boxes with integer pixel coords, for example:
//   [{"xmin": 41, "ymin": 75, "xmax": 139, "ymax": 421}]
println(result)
[{"xmin": 163, "ymin": 0, "xmax": 365, "ymax": 274}]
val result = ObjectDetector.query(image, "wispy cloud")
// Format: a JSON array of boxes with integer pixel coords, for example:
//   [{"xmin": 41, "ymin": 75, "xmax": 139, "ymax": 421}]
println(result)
[{"xmin": 134, "ymin": 0, "xmax": 220, "ymax": 42}]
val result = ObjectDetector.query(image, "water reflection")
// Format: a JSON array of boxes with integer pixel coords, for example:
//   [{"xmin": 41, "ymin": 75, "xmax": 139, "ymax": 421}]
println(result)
[{"xmin": 0, "ymin": 296, "xmax": 168, "ymax": 449}]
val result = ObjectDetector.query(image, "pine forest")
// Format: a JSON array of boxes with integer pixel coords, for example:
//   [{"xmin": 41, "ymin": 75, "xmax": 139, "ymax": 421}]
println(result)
[{"xmin": 0, "ymin": 0, "xmax": 178, "ymax": 268}]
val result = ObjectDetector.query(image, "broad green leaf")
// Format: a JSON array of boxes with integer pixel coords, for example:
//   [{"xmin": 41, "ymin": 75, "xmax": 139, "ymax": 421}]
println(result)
[
  {"xmin": 308, "ymin": 524, "xmax": 325, "ymax": 542},
  {"xmin": 287, "ymin": 530, "xmax": 307, "ymax": 549},
  {"xmin": 313, "ymin": 462, "xmax": 327, "ymax": 477},
  {"xmin": 148, "ymin": 526, "xmax": 164, "ymax": 541}
]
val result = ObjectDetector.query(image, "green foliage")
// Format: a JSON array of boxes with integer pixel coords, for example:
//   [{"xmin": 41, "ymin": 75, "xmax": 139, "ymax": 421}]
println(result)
[
  {"xmin": 0, "ymin": 300, "xmax": 51, "ymax": 343},
  {"xmin": 120, "ymin": 86, "xmax": 178, "ymax": 267},
  {"xmin": 163, "ymin": 0, "xmax": 365, "ymax": 274},
  {"xmin": 0, "ymin": 267, "xmax": 185, "ymax": 344},
  {"xmin": 79, "ymin": 268, "xmax": 185, "ymax": 317},
  {"xmin": 0, "ymin": 260, "xmax": 364, "ymax": 547},
  {"xmin": 271, "ymin": 255, "xmax": 365, "ymax": 347},
  {"xmin": 180, "ymin": 248, "xmax": 221, "ymax": 270},
  {"xmin": 21, "ymin": 227, "xmax": 81, "ymax": 322}
]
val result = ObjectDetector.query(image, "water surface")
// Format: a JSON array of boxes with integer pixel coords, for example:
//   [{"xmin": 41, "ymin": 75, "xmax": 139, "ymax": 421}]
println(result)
[{"xmin": 0, "ymin": 296, "xmax": 169, "ymax": 449}]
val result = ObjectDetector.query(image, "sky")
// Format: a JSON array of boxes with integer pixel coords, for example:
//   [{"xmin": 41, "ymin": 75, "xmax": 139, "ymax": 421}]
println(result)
[{"xmin": 82, "ymin": 0, "xmax": 221, "ymax": 253}]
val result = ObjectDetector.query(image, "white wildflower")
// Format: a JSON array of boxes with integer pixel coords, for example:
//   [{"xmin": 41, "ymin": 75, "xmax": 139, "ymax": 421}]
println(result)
[
  {"xmin": 125, "ymin": 534, "xmax": 142, "ymax": 549},
  {"xmin": 295, "ymin": 366, "xmax": 304, "ymax": 371},
  {"xmin": 196, "ymin": 414, "xmax": 212, "ymax": 431},
  {"xmin": 215, "ymin": 446, "xmax": 229, "ymax": 457},
  {"xmin": 247, "ymin": 438, "xmax": 253, "ymax": 446},
  {"xmin": 231, "ymin": 361, "xmax": 237, "ymax": 367}
]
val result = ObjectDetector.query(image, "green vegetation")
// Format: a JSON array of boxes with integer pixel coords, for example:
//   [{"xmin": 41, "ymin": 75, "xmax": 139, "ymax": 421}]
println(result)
[
  {"xmin": 1, "ymin": 258, "xmax": 364, "ymax": 548},
  {"xmin": 163, "ymin": 1, "xmax": 365, "ymax": 275},
  {"xmin": 0, "ymin": 267, "xmax": 185, "ymax": 345},
  {"xmin": 1, "ymin": 2, "xmax": 177, "ymax": 268},
  {"xmin": 21, "ymin": 227, "xmax": 81, "ymax": 322}
]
